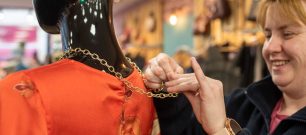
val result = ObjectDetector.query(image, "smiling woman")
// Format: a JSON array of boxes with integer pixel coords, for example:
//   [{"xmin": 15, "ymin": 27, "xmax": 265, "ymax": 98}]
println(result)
[{"xmin": 259, "ymin": 0, "xmax": 306, "ymax": 94}]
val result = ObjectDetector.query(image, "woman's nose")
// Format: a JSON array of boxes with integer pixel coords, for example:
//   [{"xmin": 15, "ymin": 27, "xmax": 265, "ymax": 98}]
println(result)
[{"xmin": 264, "ymin": 35, "xmax": 283, "ymax": 54}]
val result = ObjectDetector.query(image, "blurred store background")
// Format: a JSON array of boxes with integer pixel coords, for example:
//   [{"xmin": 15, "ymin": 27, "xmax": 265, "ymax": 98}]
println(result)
[{"xmin": 0, "ymin": 0, "xmax": 267, "ymax": 94}]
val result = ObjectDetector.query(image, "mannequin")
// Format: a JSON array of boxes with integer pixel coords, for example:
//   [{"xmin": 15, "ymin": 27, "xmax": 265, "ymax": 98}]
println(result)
[
  {"xmin": 0, "ymin": 0, "xmax": 159, "ymax": 134},
  {"xmin": 33, "ymin": 0, "xmax": 133, "ymax": 77}
]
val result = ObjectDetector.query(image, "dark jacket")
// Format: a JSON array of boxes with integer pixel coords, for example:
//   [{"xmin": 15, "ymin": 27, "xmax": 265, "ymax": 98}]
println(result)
[{"xmin": 154, "ymin": 76, "xmax": 306, "ymax": 135}]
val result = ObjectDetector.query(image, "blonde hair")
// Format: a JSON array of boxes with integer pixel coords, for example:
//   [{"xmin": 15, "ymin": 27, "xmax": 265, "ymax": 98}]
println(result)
[{"xmin": 257, "ymin": 0, "xmax": 306, "ymax": 28}]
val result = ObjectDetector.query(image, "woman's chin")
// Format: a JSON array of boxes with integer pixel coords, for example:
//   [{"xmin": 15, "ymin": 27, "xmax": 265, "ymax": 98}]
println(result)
[{"xmin": 271, "ymin": 75, "xmax": 290, "ymax": 88}]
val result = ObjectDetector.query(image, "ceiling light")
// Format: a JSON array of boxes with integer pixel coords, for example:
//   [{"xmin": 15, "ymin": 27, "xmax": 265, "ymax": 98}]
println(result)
[{"xmin": 169, "ymin": 14, "xmax": 178, "ymax": 26}]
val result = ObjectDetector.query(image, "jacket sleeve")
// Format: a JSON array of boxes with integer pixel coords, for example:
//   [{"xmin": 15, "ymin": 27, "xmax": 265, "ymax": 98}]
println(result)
[
  {"xmin": 225, "ymin": 88, "xmax": 254, "ymax": 135},
  {"xmin": 0, "ymin": 72, "xmax": 48, "ymax": 135},
  {"xmin": 238, "ymin": 128, "xmax": 252, "ymax": 135},
  {"xmin": 154, "ymin": 93, "xmax": 206, "ymax": 135}
]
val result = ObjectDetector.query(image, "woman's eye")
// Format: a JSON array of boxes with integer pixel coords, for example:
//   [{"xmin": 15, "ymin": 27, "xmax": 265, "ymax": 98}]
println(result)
[
  {"xmin": 283, "ymin": 32, "xmax": 295, "ymax": 39},
  {"xmin": 265, "ymin": 34, "xmax": 271, "ymax": 39}
]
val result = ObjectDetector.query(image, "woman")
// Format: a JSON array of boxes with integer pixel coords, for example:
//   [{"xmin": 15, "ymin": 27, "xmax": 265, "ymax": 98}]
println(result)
[
  {"xmin": 145, "ymin": 0, "xmax": 306, "ymax": 134},
  {"xmin": 0, "ymin": 0, "xmax": 161, "ymax": 134}
]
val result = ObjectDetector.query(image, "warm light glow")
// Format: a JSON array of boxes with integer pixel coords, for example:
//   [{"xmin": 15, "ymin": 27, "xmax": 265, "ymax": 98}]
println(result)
[{"xmin": 169, "ymin": 14, "xmax": 178, "ymax": 26}]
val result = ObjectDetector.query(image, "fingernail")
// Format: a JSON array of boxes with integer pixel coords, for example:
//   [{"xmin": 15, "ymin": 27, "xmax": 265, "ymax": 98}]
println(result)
[
  {"xmin": 164, "ymin": 82, "xmax": 170, "ymax": 87},
  {"xmin": 167, "ymin": 88, "xmax": 175, "ymax": 93}
]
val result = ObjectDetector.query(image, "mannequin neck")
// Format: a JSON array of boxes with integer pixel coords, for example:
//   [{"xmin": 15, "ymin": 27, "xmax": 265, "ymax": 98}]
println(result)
[{"xmin": 59, "ymin": 0, "xmax": 133, "ymax": 77}]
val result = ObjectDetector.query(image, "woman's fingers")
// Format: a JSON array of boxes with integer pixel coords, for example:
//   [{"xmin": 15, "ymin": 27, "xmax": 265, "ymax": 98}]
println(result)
[
  {"xmin": 170, "ymin": 57, "xmax": 184, "ymax": 75},
  {"xmin": 156, "ymin": 53, "xmax": 177, "ymax": 80},
  {"xmin": 191, "ymin": 57, "xmax": 207, "ymax": 98},
  {"xmin": 148, "ymin": 53, "xmax": 181, "ymax": 81},
  {"xmin": 191, "ymin": 57, "xmax": 226, "ymax": 134},
  {"xmin": 166, "ymin": 73, "xmax": 199, "ymax": 93},
  {"xmin": 150, "ymin": 59, "xmax": 167, "ymax": 80},
  {"xmin": 191, "ymin": 57, "xmax": 206, "ymax": 84},
  {"xmin": 144, "ymin": 80, "xmax": 164, "ymax": 89},
  {"xmin": 144, "ymin": 53, "xmax": 183, "ymax": 90},
  {"xmin": 143, "ymin": 64, "xmax": 163, "ymax": 89}
]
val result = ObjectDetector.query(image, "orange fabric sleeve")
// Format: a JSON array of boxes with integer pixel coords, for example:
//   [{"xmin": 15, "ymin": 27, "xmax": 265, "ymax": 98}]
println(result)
[{"xmin": 0, "ymin": 72, "xmax": 48, "ymax": 135}]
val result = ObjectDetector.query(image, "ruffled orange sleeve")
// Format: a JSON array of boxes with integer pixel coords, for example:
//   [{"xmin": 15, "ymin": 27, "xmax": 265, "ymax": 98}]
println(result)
[{"xmin": 0, "ymin": 72, "xmax": 48, "ymax": 135}]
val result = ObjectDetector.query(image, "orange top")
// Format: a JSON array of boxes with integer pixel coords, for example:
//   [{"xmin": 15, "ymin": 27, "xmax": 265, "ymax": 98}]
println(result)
[{"xmin": 0, "ymin": 59, "xmax": 156, "ymax": 135}]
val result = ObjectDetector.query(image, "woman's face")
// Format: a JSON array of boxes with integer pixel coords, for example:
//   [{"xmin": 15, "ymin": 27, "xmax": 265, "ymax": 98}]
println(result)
[{"xmin": 262, "ymin": 3, "xmax": 306, "ymax": 93}]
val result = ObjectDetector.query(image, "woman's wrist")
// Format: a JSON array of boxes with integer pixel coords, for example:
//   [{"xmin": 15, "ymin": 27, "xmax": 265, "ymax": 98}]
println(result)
[
  {"xmin": 225, "ymin": 118, "xmax": 242, "ymax": 135},
  {"xmin": 209, "ymin": 118, "xmax": 242, "ymax": 135},
  {"xmin": 205, "ymin": 118, "xmax": 226, "ymax": 135},
  {"xmin": 210, "ymin": 127, "xmax": 230, "ymax": 135}
]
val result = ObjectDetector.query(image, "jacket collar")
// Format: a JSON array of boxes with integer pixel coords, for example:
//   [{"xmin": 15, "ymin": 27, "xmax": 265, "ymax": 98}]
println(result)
[
  {"xmin": 246, "ymin": 76, "xmax": 306, "ymax": 123},
  {"xmin": 246, "ymin": 76, "xmax": 281, "ymax": 122}
]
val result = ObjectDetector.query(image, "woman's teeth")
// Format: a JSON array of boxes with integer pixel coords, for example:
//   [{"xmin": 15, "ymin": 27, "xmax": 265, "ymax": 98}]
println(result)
[{"xmin": 272, "ymin": 60, "xmax": 289, "ymax": 66}]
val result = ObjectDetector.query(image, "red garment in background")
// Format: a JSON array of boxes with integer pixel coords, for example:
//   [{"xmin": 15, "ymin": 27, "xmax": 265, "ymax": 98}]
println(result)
[{"xmin": 0, "ymin": 59, "xmax": 156, "ymax": 135}]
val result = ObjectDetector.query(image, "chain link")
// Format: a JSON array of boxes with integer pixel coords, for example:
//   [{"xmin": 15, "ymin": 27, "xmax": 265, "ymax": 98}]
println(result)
[{"xmin": 59, "ymin": 48, "xmax": 178, "ymax": 99}]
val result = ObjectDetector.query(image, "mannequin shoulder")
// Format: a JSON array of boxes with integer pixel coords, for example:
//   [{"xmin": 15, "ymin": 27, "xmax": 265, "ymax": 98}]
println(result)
[{"xmin": 0, "ymin": 60, "xmax": 72, "ymax": 92}]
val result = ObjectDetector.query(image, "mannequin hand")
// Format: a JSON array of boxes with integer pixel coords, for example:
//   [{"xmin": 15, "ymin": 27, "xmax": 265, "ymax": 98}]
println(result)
[
  {"xmin": 143, "ymin": 53, "xmax": 183, "ymax": 89},
  {"xmin": 166, "ymin": 57, "xmax": 226, "ymax": 135}
]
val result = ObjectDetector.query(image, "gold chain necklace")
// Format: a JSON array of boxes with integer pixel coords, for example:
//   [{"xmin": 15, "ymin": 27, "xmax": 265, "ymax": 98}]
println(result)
[{"xmin": 59, "ymin": 48, "xmax": 178, "ymax": 99}]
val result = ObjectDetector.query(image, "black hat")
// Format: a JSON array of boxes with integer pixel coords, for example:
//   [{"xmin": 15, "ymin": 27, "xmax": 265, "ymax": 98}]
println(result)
[{"xmin": 33, "ymin": 0, "xmax": 77, "ymax": 34}]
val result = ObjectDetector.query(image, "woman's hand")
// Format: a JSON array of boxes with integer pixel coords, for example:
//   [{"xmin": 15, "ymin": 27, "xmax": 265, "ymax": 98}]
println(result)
[
  {"xmin": 165, "ymin": 73, "xmax": 200, "ymax": 92},
  {"xmin": 143, "ymin": 53, "xmax": 183, "ymax": 89},
  {"xmin": 166, "ymin": 57, "xmax": 226, "ymax": 135}
]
